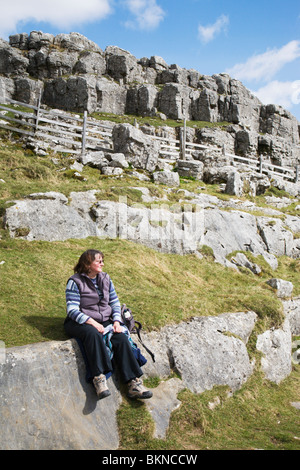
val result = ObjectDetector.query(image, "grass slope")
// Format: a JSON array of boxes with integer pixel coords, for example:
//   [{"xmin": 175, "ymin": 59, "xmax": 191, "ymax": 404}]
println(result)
[{"xmin": 0, "ymin": 235, "xmax": 293, "ymax": 348}]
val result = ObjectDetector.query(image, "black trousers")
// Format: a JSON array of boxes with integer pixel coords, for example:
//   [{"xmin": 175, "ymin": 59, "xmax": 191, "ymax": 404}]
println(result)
[{"xmin": 64, "ymin": 318, "xmax": 142, "ymax": 383}]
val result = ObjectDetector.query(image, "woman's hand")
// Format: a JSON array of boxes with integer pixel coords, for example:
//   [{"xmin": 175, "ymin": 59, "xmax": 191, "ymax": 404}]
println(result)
[
  {"xmin": 113, "ymin": 321, "xmax": 122, "ymax": 333},
  {"xmin": 86, "ymin": 318, "xmax": 105, "ymax": 333}
]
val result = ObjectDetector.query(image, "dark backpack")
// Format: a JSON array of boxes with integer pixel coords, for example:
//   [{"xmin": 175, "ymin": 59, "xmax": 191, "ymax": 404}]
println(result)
[{"xmin": 121, "ymin": 304, "xmax": 155, "ymax": 363}]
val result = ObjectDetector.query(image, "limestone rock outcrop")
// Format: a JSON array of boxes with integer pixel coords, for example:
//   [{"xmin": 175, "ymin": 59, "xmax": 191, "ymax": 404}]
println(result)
[{"xmin": 3, "ymin": 189, "xmax": 300, "ymax": 267}]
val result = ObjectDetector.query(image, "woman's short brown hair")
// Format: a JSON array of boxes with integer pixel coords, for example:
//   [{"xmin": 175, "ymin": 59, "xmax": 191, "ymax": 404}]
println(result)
[{"xmin": 73, "ymin": 249, "xmax": 104, "ymax": 274}]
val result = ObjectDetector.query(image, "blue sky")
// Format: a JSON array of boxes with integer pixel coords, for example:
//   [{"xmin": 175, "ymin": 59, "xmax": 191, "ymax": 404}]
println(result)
[{"xmin": 1, "ymin": 0, "xmax": 300, "ymax": 121}]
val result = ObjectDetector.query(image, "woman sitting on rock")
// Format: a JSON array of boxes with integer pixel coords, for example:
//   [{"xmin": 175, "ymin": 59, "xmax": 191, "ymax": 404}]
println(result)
[{"xmin": 64, "ymin": 249, "xmax": 152, "ymax": 400}]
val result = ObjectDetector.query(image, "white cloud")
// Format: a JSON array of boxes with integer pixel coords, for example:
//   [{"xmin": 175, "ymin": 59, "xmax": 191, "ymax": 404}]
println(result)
[
  {"xmin": 252, "ymin": 80, "xmax": 300, "ymax": 109},
  {"xmin": 123, "ymin": 0, "xmax": 165, "ymax": 30},
  {"xmin": 198, "ymin": 14, "xmax": 229, "ymax": 44},
  {"xmin": 0, "ymin": 0, "xmax": 113, "ymax": 38},
  {"xmin": 226, "ymin": 40, "xmax": 300, "ymax": 82}
]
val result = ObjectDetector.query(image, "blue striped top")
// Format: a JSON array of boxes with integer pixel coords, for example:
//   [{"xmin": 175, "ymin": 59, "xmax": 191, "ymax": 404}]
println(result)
[{"xmin": 65, "ymin": 277, "xmax": 122, "ymax": 324}]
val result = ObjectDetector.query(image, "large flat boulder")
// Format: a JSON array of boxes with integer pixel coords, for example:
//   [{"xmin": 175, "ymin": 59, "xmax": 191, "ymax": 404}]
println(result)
[{"xmin": 0, "ymin": 339, "xmax": 122, "ymax": 450}]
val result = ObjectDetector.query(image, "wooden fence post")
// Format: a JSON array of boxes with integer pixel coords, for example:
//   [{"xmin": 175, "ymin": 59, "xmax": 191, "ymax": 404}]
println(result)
[
  {"xmin": 180, "ymin": 118, "xmax": 186, "ymax": 160},
  {"xmin": 81, "ymin": 110, "xmax": 88, "ymax": 156},
  {"xmin": 34, "ymin": 89, "xmax": 42, "ymax": 134},
  {"xmin": 259, "ymin": 154, "xmax": 263, "ymax": 173},
  {"xmin": 179, "ymin": 129, "xmax": 182, "ymax": 159}
]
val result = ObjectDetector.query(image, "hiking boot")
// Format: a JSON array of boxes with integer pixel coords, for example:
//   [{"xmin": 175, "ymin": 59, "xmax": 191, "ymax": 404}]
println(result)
[
  {"xmin": 127, "ymin": 378, "xmax": 153, "ymax": 399},
  {"xmin": 93, "ymin": 374, "xmax": 111, "ymax": 399}
]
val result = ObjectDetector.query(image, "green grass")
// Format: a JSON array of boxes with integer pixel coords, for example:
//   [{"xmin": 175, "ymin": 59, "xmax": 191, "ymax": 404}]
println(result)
[
  {"xmin": 89, "ymin": 111, "xmax": 231, "ymax": 130},
  {"xmin": 117, "ymin": 368, "xmax": 300, "ymax": 450},
  {"xmin": 0, "ymin": 236, "xmax": 290, "ymax": 348}
]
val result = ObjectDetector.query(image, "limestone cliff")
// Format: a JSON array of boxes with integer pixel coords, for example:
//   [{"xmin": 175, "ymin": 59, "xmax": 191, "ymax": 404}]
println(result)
[{"xmin": 0, "ymin": 31, "xmax": 299, "ymax": 167}]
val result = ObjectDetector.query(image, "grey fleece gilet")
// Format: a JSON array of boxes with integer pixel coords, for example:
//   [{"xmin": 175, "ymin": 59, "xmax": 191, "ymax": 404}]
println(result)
[{"xmin": 70, "ymin": 272, "xmax": 112, "ymax": 323}]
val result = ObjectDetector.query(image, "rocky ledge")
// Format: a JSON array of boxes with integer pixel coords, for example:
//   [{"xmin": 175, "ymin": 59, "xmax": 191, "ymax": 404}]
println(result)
[
  {"xmin": 1, "ymin": 300, "xmax": 299, "ymax": 450},
  {"xmin": 4, "ymin": 186, "xmax": 300, "ymax": 270}
]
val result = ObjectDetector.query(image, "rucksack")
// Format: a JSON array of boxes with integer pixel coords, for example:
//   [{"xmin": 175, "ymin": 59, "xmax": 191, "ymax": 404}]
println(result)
[{"xmin": 121, "ymin": 304, "xmax": 155, "ymax": 363}]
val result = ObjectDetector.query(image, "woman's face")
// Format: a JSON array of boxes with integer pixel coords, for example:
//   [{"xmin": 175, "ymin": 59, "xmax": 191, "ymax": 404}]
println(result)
[{"xmin": 88, "ymin": 253, "xmax": 104, "ymax": 278}]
